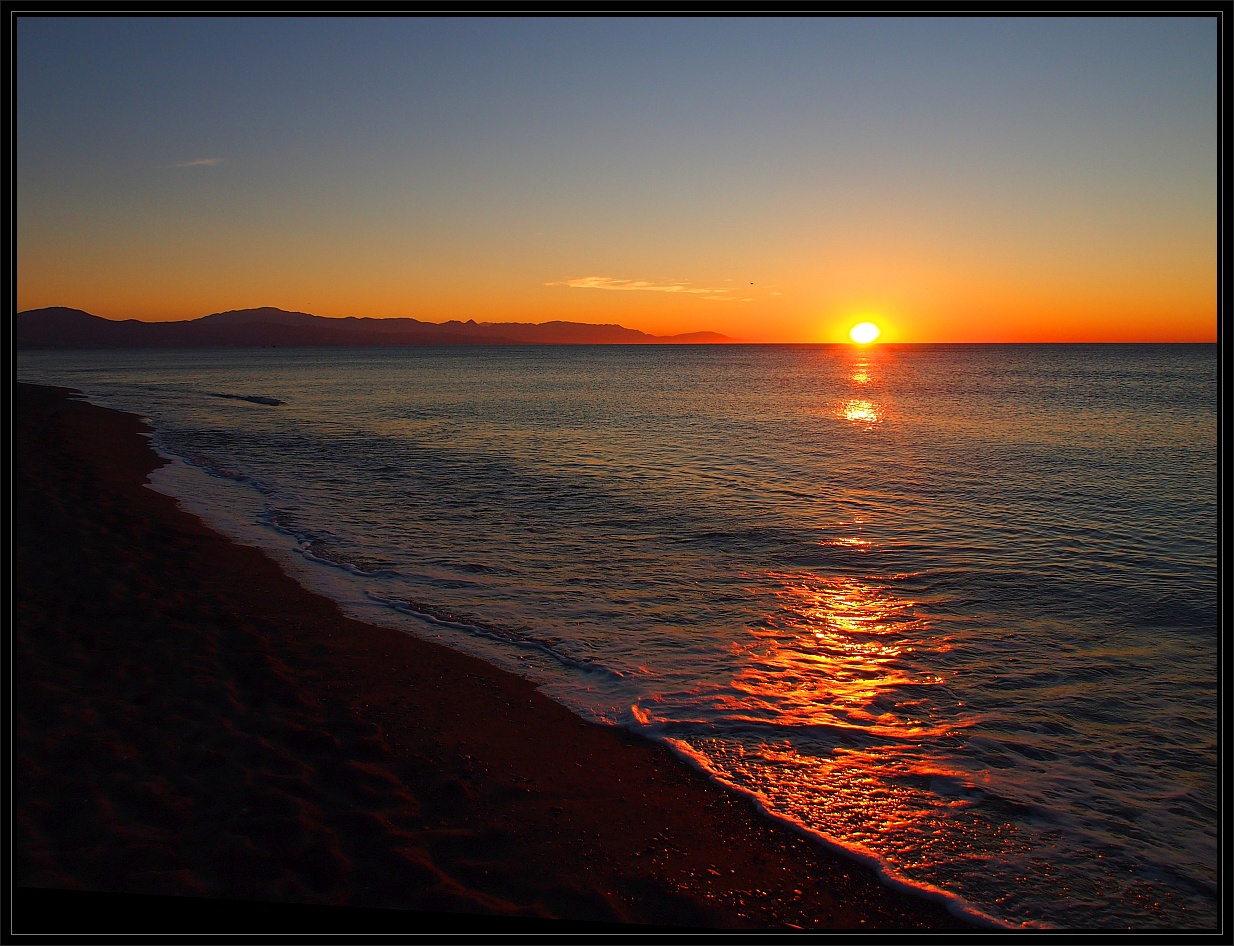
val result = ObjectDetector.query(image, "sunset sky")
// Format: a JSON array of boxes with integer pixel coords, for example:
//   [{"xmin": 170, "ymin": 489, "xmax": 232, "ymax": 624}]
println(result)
[{"xmin": 16, "ymin": 16, "xmax": 1217, "ymax": 342}]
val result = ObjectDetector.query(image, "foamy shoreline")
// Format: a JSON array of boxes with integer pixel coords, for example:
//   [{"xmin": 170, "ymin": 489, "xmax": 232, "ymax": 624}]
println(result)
[
  {"xmin": 14, "ymin": 382, "xmax": 973, "ymax": 932},
  {"xmin": 144, "ymin": 435, "xmax": 1010, "ymax": 931}
]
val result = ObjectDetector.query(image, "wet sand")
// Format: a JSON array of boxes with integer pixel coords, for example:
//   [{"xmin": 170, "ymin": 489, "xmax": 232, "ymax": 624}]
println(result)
[{"xmin": 13, "ymin": 381, "xmax": 974, "ymax": 934}]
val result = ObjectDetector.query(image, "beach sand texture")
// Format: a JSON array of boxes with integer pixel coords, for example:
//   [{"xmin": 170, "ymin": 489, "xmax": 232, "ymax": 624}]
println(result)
[{"xmin": 13, "ymin": 382, "xmax": 970, "ymax": 933}]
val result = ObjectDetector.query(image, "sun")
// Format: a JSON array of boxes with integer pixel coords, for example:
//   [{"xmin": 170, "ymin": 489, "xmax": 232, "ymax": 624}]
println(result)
[{"xmin": 849, "ymin": 322, "xmax": 880, "ymax": 344}]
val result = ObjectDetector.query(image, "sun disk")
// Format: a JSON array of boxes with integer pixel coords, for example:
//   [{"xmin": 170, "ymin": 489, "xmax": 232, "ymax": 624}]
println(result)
[{"xmin": 850, "ymin": 322, "xmax": 880, "ymax": 344}]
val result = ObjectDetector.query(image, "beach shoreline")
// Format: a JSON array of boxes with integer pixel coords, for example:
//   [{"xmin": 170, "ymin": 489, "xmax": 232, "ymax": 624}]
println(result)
[{"xmin": 13, "ymin": 381, "xmax": 975, "ymax": 933}]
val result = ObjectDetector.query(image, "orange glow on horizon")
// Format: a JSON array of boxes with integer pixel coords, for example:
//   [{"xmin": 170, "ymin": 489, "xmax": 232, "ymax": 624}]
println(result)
[{"xmin": 13, "ymin": 277, "xmax": 1217, "ymax": 343}]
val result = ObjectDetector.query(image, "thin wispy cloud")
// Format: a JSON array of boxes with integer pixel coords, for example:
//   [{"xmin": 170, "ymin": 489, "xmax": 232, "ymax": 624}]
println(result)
[
  {"xmin": 163, "ymin": 158, "xmax": 222, "ymax": 168},
  {"xmin": 547, "ymin": 276, "xmax": 739, "ymax": 300}
]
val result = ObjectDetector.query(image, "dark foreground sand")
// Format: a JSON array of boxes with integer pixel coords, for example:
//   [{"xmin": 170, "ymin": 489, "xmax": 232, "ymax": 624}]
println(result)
[{"xmin": 13, "ymin": 382, "xmax": 973, "ymax": 935}]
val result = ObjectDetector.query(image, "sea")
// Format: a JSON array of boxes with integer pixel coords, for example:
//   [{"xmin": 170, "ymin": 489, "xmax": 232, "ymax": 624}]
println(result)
[{"xmin": 15, "ymin": 343, "xmax": 1220, "ymax": 930}]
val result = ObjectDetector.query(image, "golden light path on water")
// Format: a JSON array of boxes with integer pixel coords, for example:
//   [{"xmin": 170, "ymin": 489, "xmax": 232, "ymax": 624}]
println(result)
[
  {"xmin": 837, "ymin": 353, "xmax": 884, "ymax": 427},
  {"xmin": 728, "ymin": 571, "xmax": 946, "ymax": 736},
  {"xmin": 659, "ymin": 347, "xmax": 1038, "ymax": 912},
  {"xmin": 666, "ymin": 566, "xmax": 1037, "ymax": 910},
  {"xmin": 841, "ymin": 399, "xmax": 884, "ymax": 425}
]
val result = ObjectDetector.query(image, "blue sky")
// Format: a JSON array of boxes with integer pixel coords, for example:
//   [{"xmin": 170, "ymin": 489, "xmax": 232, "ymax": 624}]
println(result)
[{"xmin": 16, "ymin": 16, "xmax": 1217, "ymax": 341}]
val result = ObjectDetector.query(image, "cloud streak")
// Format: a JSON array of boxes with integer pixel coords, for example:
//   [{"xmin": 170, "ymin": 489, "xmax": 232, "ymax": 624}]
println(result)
[
  {"xmin": 547, "ymin": 276, "xmax": 736, "ymax": 299},
  {"xmin": 164, "ymin": 158, "xmax": 222, "ymax": 168}
]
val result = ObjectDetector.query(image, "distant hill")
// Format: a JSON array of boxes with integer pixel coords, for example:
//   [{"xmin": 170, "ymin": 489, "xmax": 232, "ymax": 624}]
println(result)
[{"xmin": 14, "ymin": 307, "xmax": 734, "ymax": 349}]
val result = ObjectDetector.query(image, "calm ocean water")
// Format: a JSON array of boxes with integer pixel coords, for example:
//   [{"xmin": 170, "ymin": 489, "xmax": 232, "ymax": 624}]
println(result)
[{"xmin": 17, "ymin": 344, "xmax": 1218, "ymax": 929}]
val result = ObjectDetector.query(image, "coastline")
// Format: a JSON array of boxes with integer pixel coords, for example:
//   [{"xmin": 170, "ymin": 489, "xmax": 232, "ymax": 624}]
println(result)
[{"xmin": 13, "ymin": 382, "xmax": 974, "ymax": 933}]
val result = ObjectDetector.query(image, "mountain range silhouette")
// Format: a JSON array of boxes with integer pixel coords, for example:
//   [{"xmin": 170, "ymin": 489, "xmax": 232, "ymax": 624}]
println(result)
[{"xmin": 15, "ymin": 307, "xmax": 733, "ymax": 348}]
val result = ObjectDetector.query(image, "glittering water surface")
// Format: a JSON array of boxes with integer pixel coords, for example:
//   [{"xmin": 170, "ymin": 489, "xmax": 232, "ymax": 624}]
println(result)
[{"xmin": 18, "ymin": 344, "xmax": 1218, "ymax": 929}]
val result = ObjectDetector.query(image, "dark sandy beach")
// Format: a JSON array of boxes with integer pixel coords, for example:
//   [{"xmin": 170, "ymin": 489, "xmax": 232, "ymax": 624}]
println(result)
[{"xmin": 12, "ymin": 381, "xmax": 974, "ymax": 934}]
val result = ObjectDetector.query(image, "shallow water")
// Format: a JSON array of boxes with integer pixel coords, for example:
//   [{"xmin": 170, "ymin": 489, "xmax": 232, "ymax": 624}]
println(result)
[{"xmin": 17, "ymin": 343, "xmax": 1218, "ymax": 929}]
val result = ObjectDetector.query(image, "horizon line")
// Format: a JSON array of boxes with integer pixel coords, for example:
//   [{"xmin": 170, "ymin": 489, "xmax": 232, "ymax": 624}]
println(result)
[{"xmin": 15, "ymin": 304, "xmax": 1216, "ymax": 345}]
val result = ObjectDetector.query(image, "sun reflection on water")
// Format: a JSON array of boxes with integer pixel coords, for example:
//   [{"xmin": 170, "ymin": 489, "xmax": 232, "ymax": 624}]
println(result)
[
  {"xmin": 836, "ymin": 353, "xmax": 885, "ymax": 426},
  {"xmin": 678, "ymin": 567, "xmax": 993, "ymax": 878},
  {"xmin": 821, "ymin": 536, "xmax": 873, "ymax": 549},
  {"xmin": 727, "ymin": 570, "xmax": 948, "ymax": 736},
  {"xmin": 851, "ymin": 353, "xmax": 875, "ymax": 385},
  {"xmin": 840, "ymin": 398, "xmax": 884, "ymax": 425}
]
